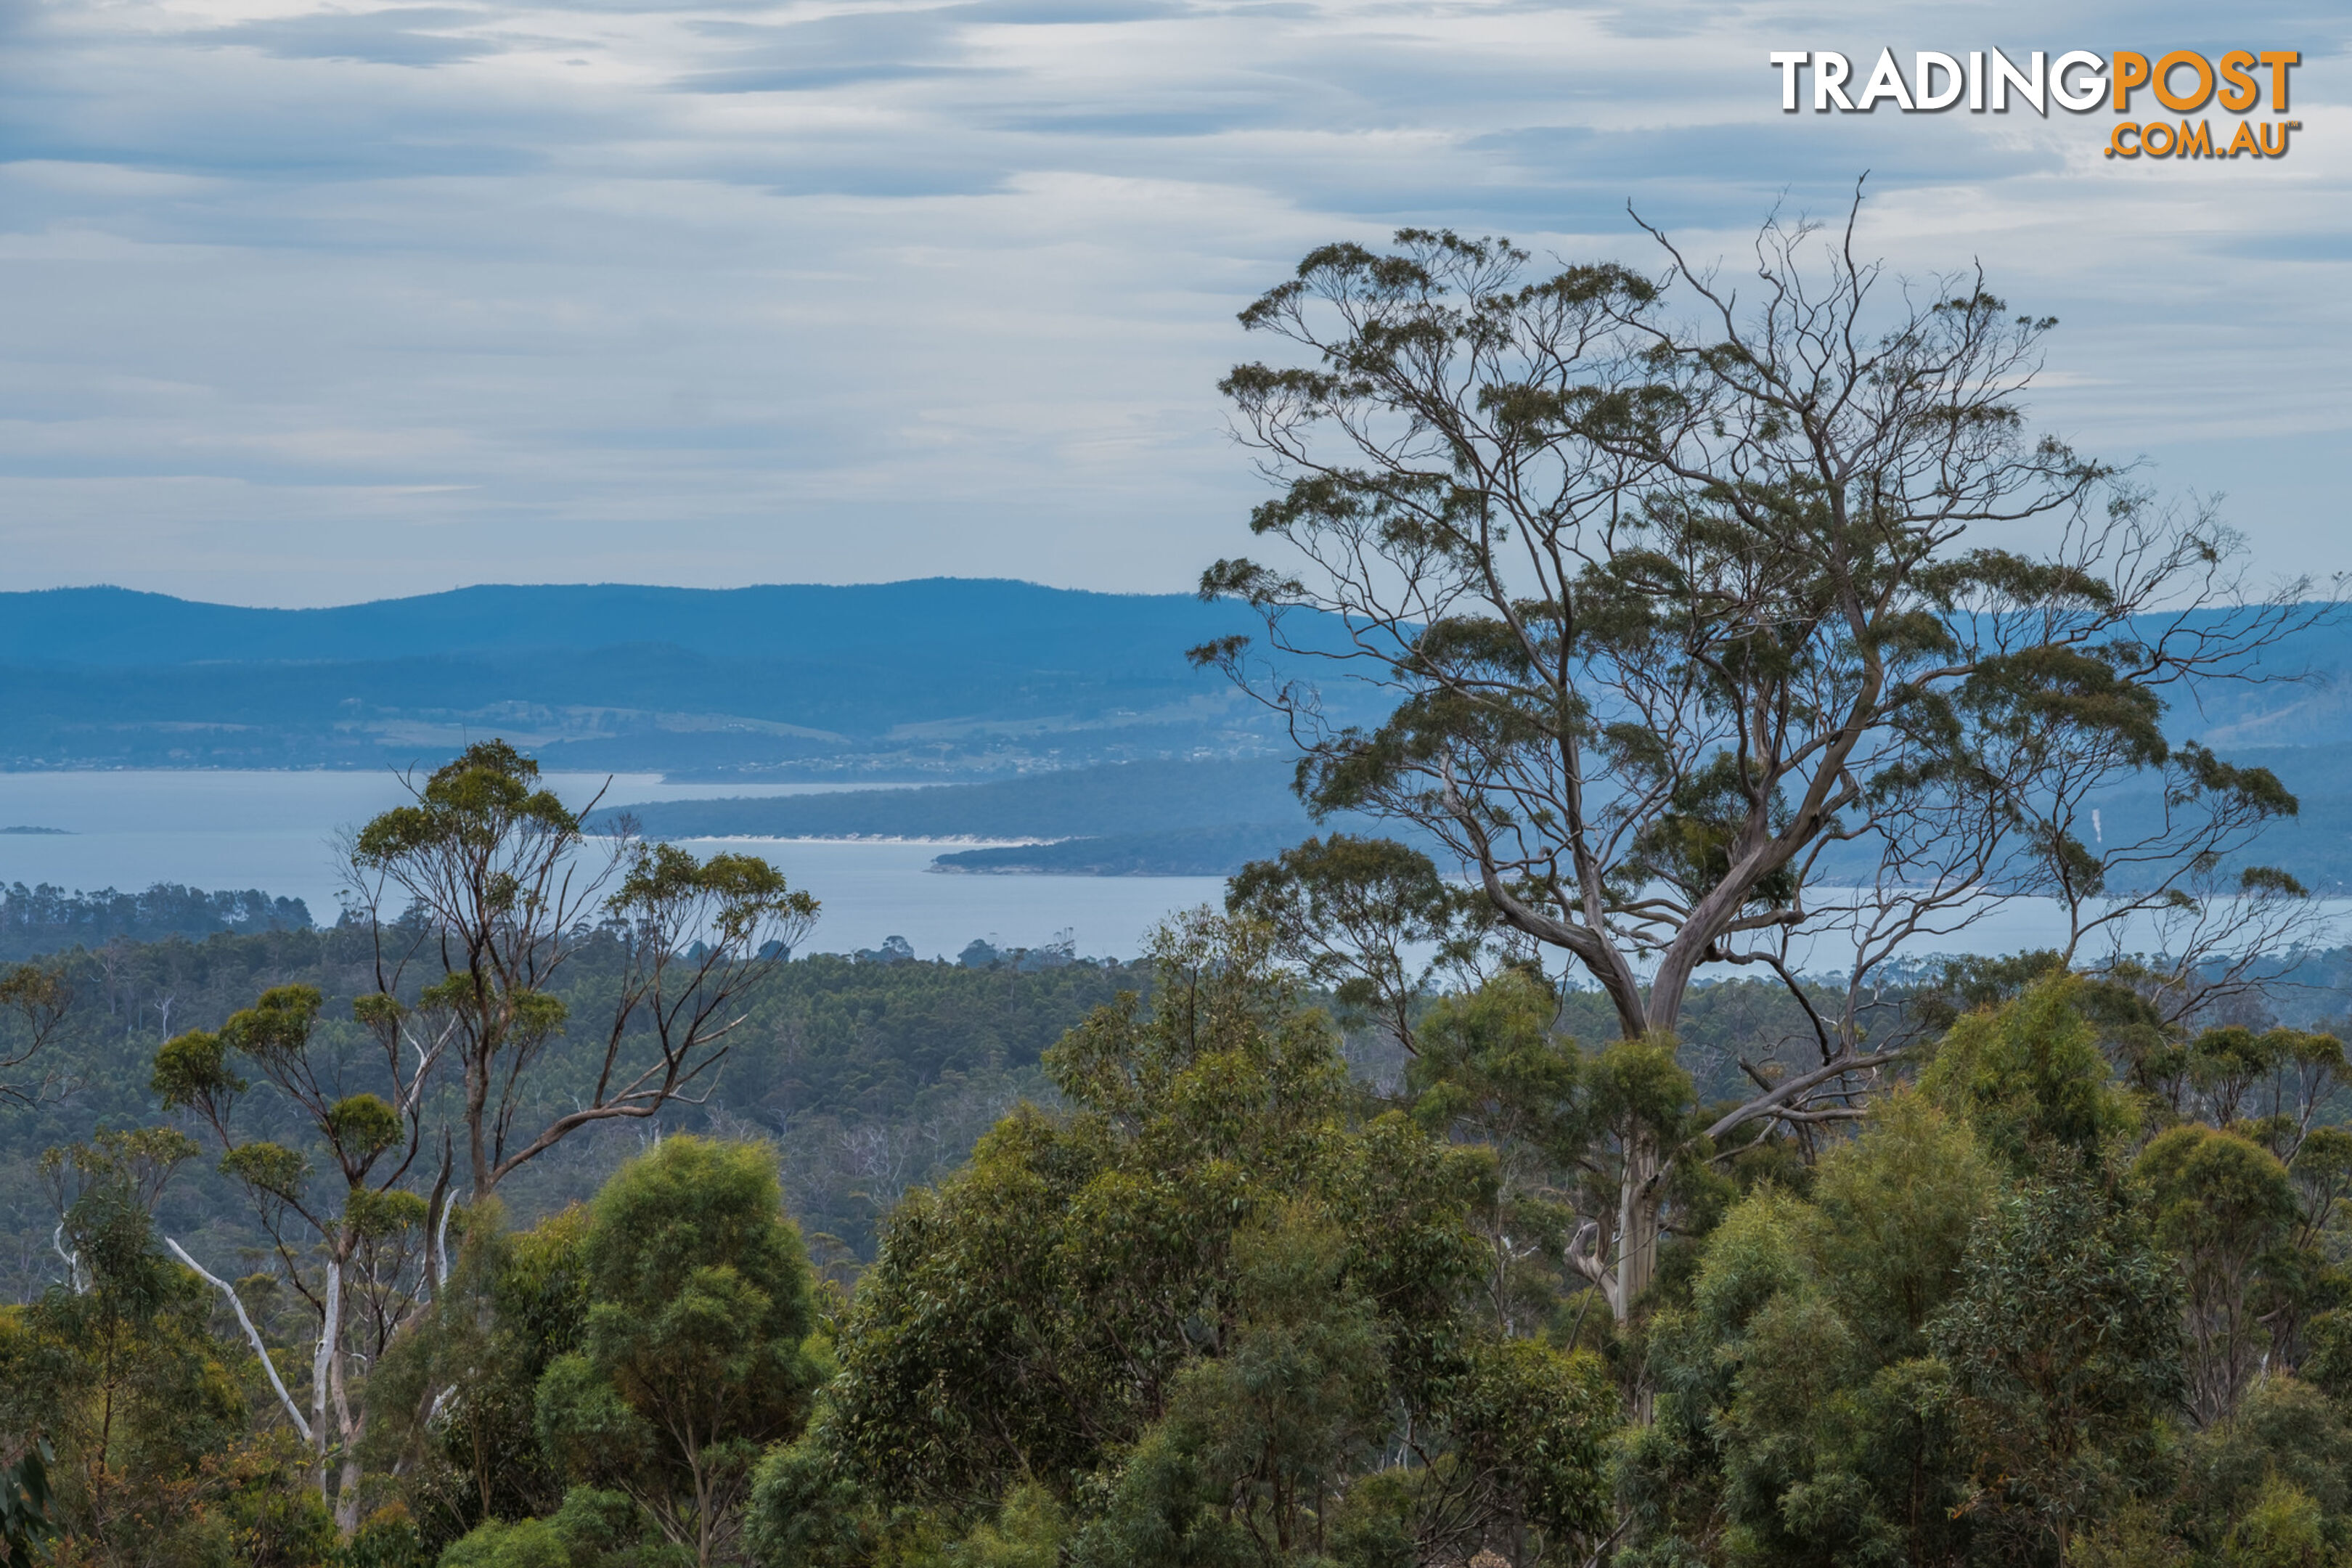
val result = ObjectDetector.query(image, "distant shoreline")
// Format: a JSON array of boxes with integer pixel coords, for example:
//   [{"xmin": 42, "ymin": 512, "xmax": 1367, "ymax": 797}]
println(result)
[{"xmin": 656, "ymin": 834, "xmax": 1061, "ymax": 846}]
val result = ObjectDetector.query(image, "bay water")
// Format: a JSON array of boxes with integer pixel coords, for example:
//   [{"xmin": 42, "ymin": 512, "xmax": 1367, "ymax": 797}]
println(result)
[
  {"xmin": 0, "ymin": 771, "xmax": 2335, "ymax": 967},
  {"xmin": 0, "ymin": 769, "xmax": 1225, "ymax": 960}
]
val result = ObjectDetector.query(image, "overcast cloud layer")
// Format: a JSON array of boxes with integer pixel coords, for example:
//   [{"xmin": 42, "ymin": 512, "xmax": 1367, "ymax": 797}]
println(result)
[{"xmin": 1, "ymin": 0, "xmax": 2346, "ymax": 605}]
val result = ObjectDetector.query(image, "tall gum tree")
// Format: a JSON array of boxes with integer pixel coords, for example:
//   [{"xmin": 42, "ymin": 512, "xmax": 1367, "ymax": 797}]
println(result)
[
  {"xmin": 345, "ymin": 741, "xmax": 819, "ymax": 1281},
  {"xmin": 1196, "ymin": 196, "xmax": 2332, "ymax": 1321},
  {"xmin": 152, "ymin": 985, "xmax": 436, "ymax": 1532}
]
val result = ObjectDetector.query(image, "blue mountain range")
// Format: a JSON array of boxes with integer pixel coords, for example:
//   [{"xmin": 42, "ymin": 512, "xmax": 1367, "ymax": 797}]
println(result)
[
  {"xmin": 0, "ymin": 579, "xmax": 1376, "ymax": 775},
  {"xmin": 7, "ymin": 580, "xmax": 2352, "ymax": 883}
]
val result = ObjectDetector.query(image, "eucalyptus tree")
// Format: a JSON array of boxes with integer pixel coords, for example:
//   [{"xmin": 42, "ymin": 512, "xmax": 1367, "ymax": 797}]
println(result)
[
  {"xmin": 152, "ymin": 984, "xmax": 438, "ymax": 1532},
  {"xmin": 1198, "ymin": 195, "xmax": 2327, "ymax": 1319},
  {"xmin": 537, "ymin": 1135, "xmax": 818, "ymax": 1567},
  {"xmin": 140, "ymin": 742, "xmax": 818, "ymax": 1535},
  {"xmin": 343, "ymin": 741, "xmax": 819, "ymax": 1270},
  {"xmin": 1226, "ymin": 832, "xmax": 1494, "ymax": 1057}
]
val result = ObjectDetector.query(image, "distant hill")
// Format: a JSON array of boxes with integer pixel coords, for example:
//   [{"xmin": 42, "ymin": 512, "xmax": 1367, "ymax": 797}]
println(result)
[
  {"xmin": 931, "ymin": 824, "xmax": 1312, "ymax": 877},
  {"xmin": 607, "ymin": 743, "xmax": 2352, "ymax": 888},
  {"xmin": 0, "ymin": 580, "xmax": 1377, "ymax": 775},
  {"xmin": 0, "ymin": 581, "xmax": 1274, "ymax": 669},
  {"xmin": 5, "ymin": 580, "xmax": 2351, "ymax": 817},
  {"xmin": 2075, "ymin": 743, "xmax": 2352, "ymax": 894},
  {"xmin": 600, "ymin": 760, "xmax": 1443, "ymax": 878}
]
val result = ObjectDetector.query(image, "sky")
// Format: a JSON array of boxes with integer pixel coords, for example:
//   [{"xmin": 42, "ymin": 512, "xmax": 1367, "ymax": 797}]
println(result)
[{"xmin": 1, "ymin": 0, "xmax": 2347, "ymax": 607}]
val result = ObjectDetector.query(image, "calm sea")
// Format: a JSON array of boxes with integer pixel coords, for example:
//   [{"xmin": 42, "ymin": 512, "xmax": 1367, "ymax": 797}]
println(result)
[
  {"xmin": 0, "ymin": 771, "xmax": 2332, "ymax": 967},
  {"xmin": 0, "ymin": 770, "xmax": 1225, "ymax": 960}
]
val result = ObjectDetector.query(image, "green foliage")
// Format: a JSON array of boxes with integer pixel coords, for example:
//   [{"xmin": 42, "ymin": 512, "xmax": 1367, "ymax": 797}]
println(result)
[
  {"xmin": 221, "ymin": 982, "xmax": 325, "ymax": 1065},
  {"xmin": 817, "ymin": 915, "xmax": 1439, "ymax": 1508},
  {"xmin": 0, "ymin": 924, "xmax": 1156, "ymax": 1305},
  {"xmin": 348, "ymin": 1506, "xmax": 436, "ymax": 1568},
  {"xmin": 0, "ymin": 1440, "xmax": 52, "ymax": 1568},
  {"xmin": 1931, "ymin": 1164, "xmax": 2184, "ymax": 1564},
  {"xmin": 779, "ymin": 912, "xmax": 1615, "ymax": 1568},
  {"xmin": 1408, "ymin": 969, "xmax": 1588, "ymax": 1333},
  {"xmin": 327, "ymin": 1094, "xmax": 405, "ymax": 1161},
  {"xmin": 431, "ymin": 1493, "xmax": 664, "ymax": 1568},
  {"xmin": 13, "ymin": 867, "xmax": 2352, "ymax": 1568},
  {"xmin": 150, "ymin": 1024, "xmax": 244, "ymax": 1124},
  {"xmin": 2224, "ymin": 1478, "xmax": 2332, "ymax": 1568},
  {"xmin": 441, "ymin": 1516, "xmax": 581, "ymax": 1568},
  {"xmin": 219, "ymin": 1137, "xmax": 311, "ymax": 1199},
  {"xmin": 611, "ymin": 843, "xmax": 817, "ymax": 950},
  {"xmin": 2176, "ymin": 1378, "xmax": 2352, "ymax": 1561},
  {"xmin": 1628, "ymin": 1098, "xmax": 1997, "ymax": 1568},
  {"xmin": 214, "ymin": 1445, "xmax": 345, "ymax": 1568},
  {"xmin": 1806, "ymin": 1093, "xmax": 2000, "ymax": 1363},
  {"xmin": 0, "ymin": 1140, "xmax": 248, "ymax": 1566},
  {"xmin": 1923, "ymin": 976, "xmax": 2140, "ymax": 1169},
  {"xmin": 2136, "ymin": 1127, "xmax": 2298, "ymax": 1424},
  {"xmin": 1068, "ymin": 1208, "xmax": 1392, "ymax": 1568},
  {"xmin": 539, "ymin": 1135, "xmax": 818, "ymax": 1567},
  {"xmin": 950, "ymin": 1483, "xmax": 1069, "ymax": 1568},
  {"xmin": 2066, "ymin": 1502, "xmax": 2191, "ymax": 1568},
  {"xmin": 1411, "ymin": 969, "xmax": 1583, "ymax": 1162},
  {"xmin": 349, "ymin": 1184, "xmax": 430, "ymax": 1238},
  {"xmin": 1227, "ymin": 833, "xmax": 1487, "ymax": 1049},
  {"xmin": 1433, "ymin": 1334, "xmax": 1619, "ymax": 1553},
  {"xmin": 383, "ymin": 1143, "xmax": 814, "ymax": 1567},
  {"xmin": 822, "ymin": 1032, "xmax": 1269, "ymax": 1498},
  {"xmin": 1587, "ymin": 1037, "xmax": 1694, "ymax": 1148},
  {"xmin": 354, "ymin": 740, "xmax": 581, "ymax": 870},
  {"xmin": 368, "ymin": 1202, "xmax": 595, "ymax": 1546},
  {"xmin": 743, "ymin": 1434, "xmax": 883, "ymax": 1568},
  {"xmin": 1063, "ymin": 1204, "xmax": 1613, "ymax": 1568}
]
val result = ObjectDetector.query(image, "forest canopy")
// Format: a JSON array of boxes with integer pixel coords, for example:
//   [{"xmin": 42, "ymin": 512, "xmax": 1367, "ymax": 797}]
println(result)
[{"xmin": 5, "ymin": 905, "xmax": 2349, "ymax": 1568}]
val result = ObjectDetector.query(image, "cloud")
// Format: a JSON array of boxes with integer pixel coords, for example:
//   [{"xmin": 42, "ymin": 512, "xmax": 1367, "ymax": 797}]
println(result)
[
  {"xmin": 195, "ymin": 8, "xmax": 507, "ymax": 68},
  {"xmin": 0, "ymin": 0, "xmax": 2345, "ymax": 605}
]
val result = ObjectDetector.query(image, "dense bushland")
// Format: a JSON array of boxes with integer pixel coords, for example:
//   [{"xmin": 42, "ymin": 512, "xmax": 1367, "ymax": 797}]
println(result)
[{"xmin": 4, "ymin": 900, "xmax": 2351, "ymax": 1568}]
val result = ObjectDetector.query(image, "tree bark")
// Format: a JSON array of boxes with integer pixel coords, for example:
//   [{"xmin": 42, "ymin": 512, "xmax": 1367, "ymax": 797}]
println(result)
[{"xmin": 1614, "ymin": 1130, "xmax": 1662, "ymax": 1318}]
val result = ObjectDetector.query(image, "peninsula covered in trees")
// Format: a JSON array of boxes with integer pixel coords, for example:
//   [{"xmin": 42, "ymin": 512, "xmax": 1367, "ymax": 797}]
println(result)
[{"xmin": 4, "ymin": 205, "xmax": 2352, "ymax": 1568}]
